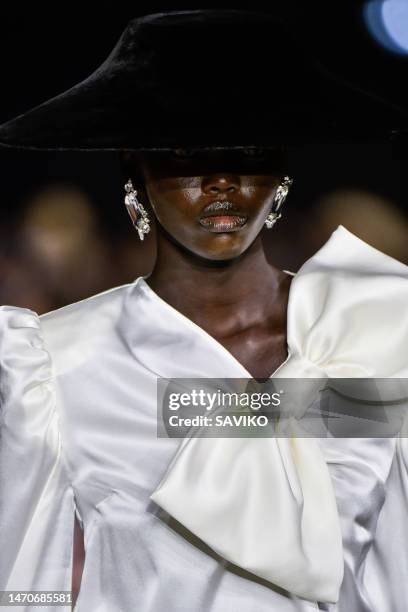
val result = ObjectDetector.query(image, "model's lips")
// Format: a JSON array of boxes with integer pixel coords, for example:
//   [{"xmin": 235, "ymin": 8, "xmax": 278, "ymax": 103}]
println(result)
[
  {"xmin": 198, "ymin": 200, "xmax": 248, "ymax": 232},
  {"xmin": 199, "ymin": 214, "xmax": 248, "ymax": 232}
]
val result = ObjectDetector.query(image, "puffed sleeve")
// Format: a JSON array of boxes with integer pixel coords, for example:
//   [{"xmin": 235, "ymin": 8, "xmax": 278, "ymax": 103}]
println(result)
[{"xmin": 0, "ymin": 306, "xmax": 75, "ymax": 610}]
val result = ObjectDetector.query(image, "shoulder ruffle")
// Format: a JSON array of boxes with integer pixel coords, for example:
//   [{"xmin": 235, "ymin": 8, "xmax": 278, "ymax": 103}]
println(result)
[{"xmin": 0, "ymin": 305, "xmax": 75, "ymax": 593}]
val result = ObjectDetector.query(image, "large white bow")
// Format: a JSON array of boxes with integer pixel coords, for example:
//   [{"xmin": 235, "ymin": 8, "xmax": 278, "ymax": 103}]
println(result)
[{"xmin": 150, "ymin": 369, "xmax": 344, "ymax": 603}]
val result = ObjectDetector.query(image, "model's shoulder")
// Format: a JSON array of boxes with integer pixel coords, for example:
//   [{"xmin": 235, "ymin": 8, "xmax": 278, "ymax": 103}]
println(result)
[
  {"xmin": 39, "ymin": 280, "xmax": 137, "ymax": 374},
  {"xmin": 40, "ymin": 281, "xmax": 133, "ymax": 327}
]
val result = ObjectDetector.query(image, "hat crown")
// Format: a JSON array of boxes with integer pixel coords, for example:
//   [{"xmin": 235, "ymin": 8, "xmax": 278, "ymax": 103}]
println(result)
[{"xmin": 102, "ymin": 9, "xmax": 292, "ymax": 96}]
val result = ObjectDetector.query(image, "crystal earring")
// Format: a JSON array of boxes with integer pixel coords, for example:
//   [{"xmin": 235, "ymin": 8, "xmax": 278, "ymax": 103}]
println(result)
[
  {"xmin": 265, "ymin": 176, "xmax": 293, "ymax": 229},
  {"xmin": 124, "ymin": 178, "xmax": 151, "ymax": 241}
]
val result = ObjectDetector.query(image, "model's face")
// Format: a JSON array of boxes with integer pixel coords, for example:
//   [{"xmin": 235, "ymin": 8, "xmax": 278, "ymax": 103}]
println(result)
[{"xmin": 125, "ymin": 148, "xmax": 286, "ymax": 260}]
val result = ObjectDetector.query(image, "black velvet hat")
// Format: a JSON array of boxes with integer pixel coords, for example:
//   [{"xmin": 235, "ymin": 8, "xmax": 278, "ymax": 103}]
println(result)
[{"xmin": 0, "ymin": 8, "xmax": 407, "ymax": 151}]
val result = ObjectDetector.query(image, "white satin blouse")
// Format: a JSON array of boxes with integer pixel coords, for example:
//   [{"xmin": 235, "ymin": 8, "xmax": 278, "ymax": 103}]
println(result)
[{"xmin": 1, "ymin": 224, "xmax": 408, "ymax": 612}]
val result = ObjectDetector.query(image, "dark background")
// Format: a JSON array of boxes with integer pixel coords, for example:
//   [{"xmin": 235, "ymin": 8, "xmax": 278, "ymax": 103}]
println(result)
[{"xmin": 1, "ymin": 2, "xmax": 407, "ymax": 312}]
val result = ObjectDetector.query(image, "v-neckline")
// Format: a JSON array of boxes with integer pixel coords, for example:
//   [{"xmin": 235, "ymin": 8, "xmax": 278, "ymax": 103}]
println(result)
[{"xmin": 135, "ymin": 271, "xmax": 296, "ymax": 380}]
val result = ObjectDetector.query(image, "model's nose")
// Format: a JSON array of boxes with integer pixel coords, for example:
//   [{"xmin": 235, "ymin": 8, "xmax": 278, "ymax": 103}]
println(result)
[{"xmin": 201, "ymin": 174, "xmax": 240, "ymax": 195}]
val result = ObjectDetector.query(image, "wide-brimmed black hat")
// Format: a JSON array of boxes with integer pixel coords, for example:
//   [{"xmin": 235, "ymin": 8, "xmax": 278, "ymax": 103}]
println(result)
[{"xmin": 0, "ymin": 8, "xmax": 407, "ymax": 151}]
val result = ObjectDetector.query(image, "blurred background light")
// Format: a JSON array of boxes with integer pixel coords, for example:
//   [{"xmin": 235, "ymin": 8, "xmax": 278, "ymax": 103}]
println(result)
[{"xmin": 364, "ymin": 0, "xmax": 408, "ymax": 55}]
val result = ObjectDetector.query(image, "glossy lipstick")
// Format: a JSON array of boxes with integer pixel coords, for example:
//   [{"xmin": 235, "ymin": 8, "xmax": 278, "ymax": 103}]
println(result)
[{"xmin": 198, "ymin": 201, "xmax": 248, "ymax": 233}]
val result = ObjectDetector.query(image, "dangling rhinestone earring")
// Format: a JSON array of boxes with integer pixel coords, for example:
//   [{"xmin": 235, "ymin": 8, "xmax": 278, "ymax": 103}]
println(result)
[
  {"xmin": 264, "ymin": 176, "xmax": 293, "ymax": 229},
  {"xmin": 124, "ymin": 178, "xmax": 151, "ymax": 241}
]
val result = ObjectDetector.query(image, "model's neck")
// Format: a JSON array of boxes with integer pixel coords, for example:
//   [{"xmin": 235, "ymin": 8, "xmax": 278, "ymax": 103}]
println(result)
[{"xmin": 145, "ymin": 228, "xmax": 285, "ymax": 320}]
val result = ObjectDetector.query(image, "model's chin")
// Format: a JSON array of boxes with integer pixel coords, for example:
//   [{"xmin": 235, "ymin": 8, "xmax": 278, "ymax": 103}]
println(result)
[
  {"xmin": 191, "ymin": 232, "xmax": 255, "ymax": 261},
  {"xmin": 157, "ymin": 221, "xmax": 260, "ymax": 261}
]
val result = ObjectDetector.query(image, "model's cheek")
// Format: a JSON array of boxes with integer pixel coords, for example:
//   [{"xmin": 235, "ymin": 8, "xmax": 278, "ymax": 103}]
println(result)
[
  {"xmin": 149, "ymin": 195, "xmax": 196, "ymax": 238},
  {"xmin": 147, "ymin": 176, "xmax": 202, "ymax": 197},
  {"xmin": 245, "ymin": 182, "xmax": 278, "ymax": 207}
]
